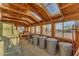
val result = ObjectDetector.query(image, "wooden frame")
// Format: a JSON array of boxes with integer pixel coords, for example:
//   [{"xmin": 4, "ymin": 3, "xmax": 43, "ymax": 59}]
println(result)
[{"xmin": 1, "ymin": 3, "xmax": 79, "ymax": 43}]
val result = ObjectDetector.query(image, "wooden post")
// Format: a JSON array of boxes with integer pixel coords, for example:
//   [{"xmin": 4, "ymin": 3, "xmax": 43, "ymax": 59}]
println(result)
[
  {"xmin": 30, "ymin": 26, "xmax": 32, "ymax": 34},
  {"xmin": 40, "ymin": 23, "xmax": 43, "ymax": 35},
  {"xmin": 51, "ymin": 20, "xmax": 55, "ymax": 37},
  {"xmin": 62, "ymin": 22, "xmax": 64, "ymax": 38},
  {"xmin": 25, "ymin": 27, "xmax": 28, "ymax": 32},
  {"xmin": 35, "ymin": 25, "xmax": 36, "ymax": 34},
  {"xmin": 0, "ymin": 22, "xmax": 3, "ymax": 37}
]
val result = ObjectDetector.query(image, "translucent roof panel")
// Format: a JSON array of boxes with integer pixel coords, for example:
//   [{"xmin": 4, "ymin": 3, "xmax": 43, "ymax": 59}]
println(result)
[
  {"xmin": 43, "ymin": 3, "xmax": 61, "ymax": 16},
  {"xmin": 26, "ymin": 10, "xmax": 42, "ymax": 21},
  {"xmin": 22, "ymin": 17, "xmax": 34, "ymax": 23}
]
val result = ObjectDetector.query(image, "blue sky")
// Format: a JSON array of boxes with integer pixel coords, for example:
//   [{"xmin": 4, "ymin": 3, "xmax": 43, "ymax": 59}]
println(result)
[
  {"xmin": 43, "ymin": 4, "xmax": 75, "ymax": 30},
  {"xmin": 44, "ymin": 3, "xmax": 60, "ymax": 15}
]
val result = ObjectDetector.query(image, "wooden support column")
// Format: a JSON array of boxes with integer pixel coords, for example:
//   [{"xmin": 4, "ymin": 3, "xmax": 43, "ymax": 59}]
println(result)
[
  {"xmin": 11, "ymin": 24, "xmax": 14, "ymax": 36},
  {"xmin": 15, "ymin": 24, "xmax": 18, "ymax": 30},
  {"xmin": 40, "ymin": 23, "xmax": 43, "ymax": 35},
  {"xmin": 25, "ymin": 27, "xmax": 28, "ymax": 32},
  {"xmin": 62, "ymin": 22, "xmax": 64, "ymax": 38},
  {"xmin": 75, "ymin": 21, "xmax": 79, "ymax": 54},
  {"xmin": 0, "ymin": 22, "xmax": 3, "ymax": 37},
  {"xmin": 35, "ymin": 25, "xmax": 36, "ymax": 34},
  {"xmin": 0, "ymin": 9, "xmax": 1, "ymax": 21},
  {"xmin": 30, "ymin": 26, "xmax": 32, "ymax": 34},
  {"xmin": 51, "ymin": 20, "xmax": 55, "ymax": 37},
  {"xmin": 27, "ymin": 27, "xmax": 29, "ymax": 32}
]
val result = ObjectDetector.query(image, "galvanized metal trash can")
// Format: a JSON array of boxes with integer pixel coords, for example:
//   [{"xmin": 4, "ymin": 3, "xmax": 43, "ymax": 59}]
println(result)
[
  {"xmin": 29, "ymin": 35, "xmax": 34, "ymax": 44},
  {"xmin": 47, "ymin": 38, "xmax": 57, "ymax": 55},
  {"xmin": 33, "ymin": 35, "xmax": 39, "ymax": 46},
  {"xmin": 39, "ymin": 36, "xmax": 47, "ymax": 49},
  {"xmin": 32, "ymin": 35, "xmax": 36, "ymax": 45},
  {"xmin": 27, "ymin": 35, "xmax": 31, "ymax": 42},
  {"xmin": 29, "ymin": 38, "xmax": 33, "ymax": 44},
  {"xmin": 59, "ymin": 42, "xmax": 72, "ymax": 56}
]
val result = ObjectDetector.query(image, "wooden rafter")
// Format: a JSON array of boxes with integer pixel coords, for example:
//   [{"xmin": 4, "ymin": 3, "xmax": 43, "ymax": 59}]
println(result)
[
  {"xmin": 27, "ymin": 3, "xmax": 50, "ymax": 21},
  {"xmin": 1, "ymin": 18, "xmax": 28, "ymax": 26},
  {"xmin": 64, "ymin": 13, "xmax": 79, "ymax": 19},
  {"xmin": 0, "ymin": 5, "xmax": 38, "ymax": 24},
  {"xmin": 2, "ymin": 15, "xmax": 31, "ymax": 25},
  {"xmin": 8, "ymin": 3, "xmax": 39, "ymax": 23},
  {"xmin": 61, "ymin": 4, "xmax": 79, "ymax": 16},
  {"xmin": 59, "ymin": 3, "xmax": 74, "ymax": 10},
  {"xmin": 1, "ymin": 3, "xmax": 79, "ymax": 25}
]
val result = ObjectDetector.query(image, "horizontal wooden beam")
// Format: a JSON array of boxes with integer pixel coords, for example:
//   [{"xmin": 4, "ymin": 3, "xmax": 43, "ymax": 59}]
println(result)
[
  {"xmin": 27, "ymin": 3, "xmax": 50, "ymax": 21},
  {"xmin": 64, "ymin": 13, "xmax": 79, "ymax": 19},
  {"xmin": 8, "ymin": 4, "xmax": 39, "ymax": 23},
  {"xmin": 0, "ymin": 5, "xmax": 38, "ymax": 24},
  {"xmin": 1, "ymin": 18, "xmax": 28, "ymax": 26},
  {"xmin": 60, "ymin": 4, "xmax": 74, "ymax": 9},
  {"xmin": 2, "ymin": 15, "xmax": 31, "ymax": 25}
]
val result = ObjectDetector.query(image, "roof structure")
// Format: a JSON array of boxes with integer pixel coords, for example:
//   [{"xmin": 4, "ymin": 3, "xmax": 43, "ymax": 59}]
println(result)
[{"xmin": 0, "ymin": 3, "xmax": 79, "ymax": 26}]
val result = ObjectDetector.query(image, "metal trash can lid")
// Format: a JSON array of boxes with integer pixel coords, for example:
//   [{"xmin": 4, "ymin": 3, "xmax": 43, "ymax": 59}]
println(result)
[
  {"xmin": 40, "ymin": 36, "xmax": 47, "ymax": 39},
  {"xmin": 47, "ymin": 38, "xmax": 57, "ymax": 41},
  {"xmin": 59, "ymin": 42, "xmax": 72, "ymax": 47}
]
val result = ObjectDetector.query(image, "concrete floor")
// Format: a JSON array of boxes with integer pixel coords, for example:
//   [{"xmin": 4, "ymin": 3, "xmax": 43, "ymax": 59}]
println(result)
[
  {"xmin": 19, "ymin": 39, "xmax": 51, "ymax": 56},
  {"xmin": 0, "ymin": 36, "xmax": 60, "ymax": 56}
]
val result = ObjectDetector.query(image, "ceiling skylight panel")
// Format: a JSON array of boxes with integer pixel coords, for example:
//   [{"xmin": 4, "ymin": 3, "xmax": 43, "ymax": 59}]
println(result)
[
  {"xmin": 27, "ymin": 10, "xmax": 42, "ymax": 21},
  {"xmin": 43, "ymin": 3, "xmax": 61, "ymax": 16},
  {"xmin": 22, "ymin": 17, "xmax": 34, "ymax": 23}
]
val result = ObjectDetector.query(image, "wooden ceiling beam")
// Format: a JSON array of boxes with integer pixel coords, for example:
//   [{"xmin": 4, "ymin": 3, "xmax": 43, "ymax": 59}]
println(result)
[
  {"xmin": 0, "ymin": 5, "xmax": 38, "ymax": 24},
  {"xmin": 60, "ymin": 4, "xmax": 74, "ymax": 10},
  {"xmin": 10, "ymin": 3, "xmax": 60, "ymax": 22},
  {"xmin": 64, "ymin": 13, "xmax": 79, "ymax": 19},
  {"xmin": 2, "ymin": 9, "xmax": 39, "ymax": 24},
  {"xmin": 1, "ymin": 18, "xmax": 28, "ymax": 26},
  {"xmin": 27, "ymin": 3, "xmax": 50, "ymax": 21},
  {"xmin": 2, "ymin": 15, "xmax": 31, "ymax": 25},
  {"xmin": 9, "ymin": 3, "xmax": 28, "ymax": 11},
  {"xmin": 60, "ymin": 4, "xmax": 79, "ymax": 16},
  {"xmin": 9, "ymin": 4, "xmax": 39, "ymax": 23}
]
